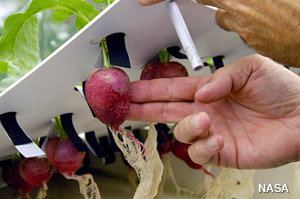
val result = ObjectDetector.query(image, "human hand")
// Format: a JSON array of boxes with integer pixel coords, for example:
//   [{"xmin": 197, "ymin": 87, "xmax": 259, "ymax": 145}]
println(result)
[
  {"xmin": 138, "ymin": 0, "xmax": 300, "ymax": 67},
  {"xmin": 128, "ymin": 54, "xmax": 300, "ymax": 169}
]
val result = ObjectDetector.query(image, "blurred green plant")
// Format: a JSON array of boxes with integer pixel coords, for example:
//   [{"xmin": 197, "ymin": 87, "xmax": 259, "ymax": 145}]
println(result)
[{"xmin": 0, "ymin": 0, "xmax": 114, "ymax": 93}]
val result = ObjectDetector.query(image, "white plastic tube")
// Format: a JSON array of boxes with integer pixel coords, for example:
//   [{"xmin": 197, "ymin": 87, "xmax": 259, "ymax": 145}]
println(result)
[{"xmin": 166, "ymin": 0, "xmax": 203, "ymax": 70}]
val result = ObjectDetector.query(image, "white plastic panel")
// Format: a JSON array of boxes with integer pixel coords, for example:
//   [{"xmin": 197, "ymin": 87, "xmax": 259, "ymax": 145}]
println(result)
[{"xmin": 0, "ymin": 0, "xmax": 254, "ymax": 158}]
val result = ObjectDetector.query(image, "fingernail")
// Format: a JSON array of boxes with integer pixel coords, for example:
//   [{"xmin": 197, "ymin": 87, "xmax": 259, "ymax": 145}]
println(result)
[
  {"xmin": 190, "ymin": 114, "xmax": 200, "ymax": 130},
  {"xmin": 206, "ymin": 136, "xmax": 218, "ymax": 149}
]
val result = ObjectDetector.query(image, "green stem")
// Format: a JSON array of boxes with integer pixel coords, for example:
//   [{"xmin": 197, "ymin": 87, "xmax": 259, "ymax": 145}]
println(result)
[
  {"xmin": 158, "ymin": 50, "xmax": 171, "ymax": 63},
  {"xmin": 12, "ymin": 153, "xmax": 22, "ymax": 161},
  {"xmin": 55, "ymin": 116, "xmax": 66, "ymax": 137},
  {"xmin": 100, "ymin": 39, "xmax": 111, "ymax": 68}
]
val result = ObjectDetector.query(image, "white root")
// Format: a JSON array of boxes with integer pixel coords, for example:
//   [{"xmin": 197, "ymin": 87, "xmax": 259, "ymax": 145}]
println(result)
[
  {"xmin": 163, "ymin": 157, "xmax": 197, "ymax": 197},
  {"xmin": 127, "ymin": 167, "xmax": 138, "ymax": 191},
  {"xmin": 203, "ymin": 166, "xmax": 214, "ymax": 192},
  {"xmin": 154, "ymin": 158, "xmax": 169, "ymax": 199},
  {"xmin": 204, "ymin": 168, "xmax": 255, "ymax": 199},
  {"xmin": 35, "ymin": 183, "xmax": 48, "ymax": 199},
  {"xmin": 64, "ymin": 174, "xmax": 101, "ymax": 199},
  {"xmin": 110, "ymin": 123, "xmax": 164, "ymax": 199}
]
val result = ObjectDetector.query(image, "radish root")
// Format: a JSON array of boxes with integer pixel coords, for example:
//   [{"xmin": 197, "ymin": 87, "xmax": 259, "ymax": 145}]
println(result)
[
  {"xmin": 35, "ymin": 183, "xmax": 48, "ymax": 199},
  {"xmin": 110, "ymin": 123, "xmax": 163, "ymax": 199},
  {"xmin": 203, "ymin": 168, "xmax": 255, "ymax": 199},
  {"xmin": 127, "ymin": 167, "xmax": 138, "ymax": 192},
  {"xmin": 64, "ymin": 174, "xmax": 101, "ymax": 199}
]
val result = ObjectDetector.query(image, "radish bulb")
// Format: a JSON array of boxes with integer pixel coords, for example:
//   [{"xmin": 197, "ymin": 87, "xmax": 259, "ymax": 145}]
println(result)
[
  {"xmin": 2, "ymin": 162, "xmax": 34, "ymax": 198},
  {"xmin": 46, "ymin": 117, "xmax": 101, "ymax": 199},
  {"xmin": 46, "ymin": 137, "xmax": 85, "ymax": 176},
  {"xmin": 140, "ymin": 61, "xmax": 188, "ymax": 80},
  {"xmin": 19, "ymin": 157, "xmax": 54, "ymax": 199},
  {"xmin": 85, "ymin": 67, "xmax": 130, "ymax": 128}
]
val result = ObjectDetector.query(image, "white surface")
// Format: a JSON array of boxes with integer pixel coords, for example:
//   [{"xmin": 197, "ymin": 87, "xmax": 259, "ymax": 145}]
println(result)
[{"xmin": 0, "ymin": 0, "xmax": 254, "ymax": 158}]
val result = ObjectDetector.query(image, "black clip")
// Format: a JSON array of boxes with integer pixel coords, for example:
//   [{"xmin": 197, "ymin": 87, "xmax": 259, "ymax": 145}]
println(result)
[
  {"xmin": 106, "ymin": 33, "xmax": 131, "ymax": 68},
  {"xmin": 133, "ymin": 129, "xmax": 144, "ymax": 143},
  {"xmin": 74, "ymin": 82, "xmax": 96, "ymax": 118},
  {"xmin": 60, "ymin": 113, "xmax": 88, "ymax": 152},
  {"xmin": 98, "ymin": 136, "xmax": 116, "ymax": 164},
  {"xmin": 85, "ymin": 131, "xmax": 105, "ymax": 158},
  {"xmin": 142, "ymin": 46, "xmax": 187, "ymax": 69},
  {"xmin": 0, "ymin": 112, "xmax": 45, "ymax": 157},
  {"xmin": 167, "ymin": 46, "xmax": 188, "ymax": 59},
  {"xmin": 212, "ymin": 56, "xmax": 225, "ymax": 70}
]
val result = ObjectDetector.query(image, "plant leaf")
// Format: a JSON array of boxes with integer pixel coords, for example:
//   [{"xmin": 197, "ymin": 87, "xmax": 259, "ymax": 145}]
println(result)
[
  {"xmin": 92, "ymin": 0, "xmax": 108, "ymax": 4},
  {"xmin": 76, "ymin": 16, "xmax": 87, "ymax": 30},
  {"xmin": 0, "ymin": 61, "xmax": 9, "ymax": 73},
  {"xmin": 0, "ymin": 0, "xmax": 100, "ymax": 92},
  {"xmin": 0, "ymin": 15, "xmax": 39, "ymax": 74},
  {"xmin": 52, "ymin": 10, "xmax": 73, "ymax": 22}
]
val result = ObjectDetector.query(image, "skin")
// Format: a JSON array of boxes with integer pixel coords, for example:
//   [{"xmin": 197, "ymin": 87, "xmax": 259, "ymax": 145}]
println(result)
[
  {"xmin": 138, "ymin": 0, "xmax": 300, "ymax": 67},
  {"xmin": 127, "ymin": 54, "xmax": 300, "ymax": 169}
]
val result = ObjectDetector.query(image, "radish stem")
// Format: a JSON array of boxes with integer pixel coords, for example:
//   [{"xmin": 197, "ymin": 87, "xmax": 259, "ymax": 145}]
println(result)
[
  {"xmin": 158, "ymin": 50, "xmax": 171, "ymax": 63},
  {"xmin": 54, "ymin": 116, "xmax": 66, "ymax": 137},
  {"xmin": 100, "ymin": 39, "xmax": 110, "ymax": 68}
]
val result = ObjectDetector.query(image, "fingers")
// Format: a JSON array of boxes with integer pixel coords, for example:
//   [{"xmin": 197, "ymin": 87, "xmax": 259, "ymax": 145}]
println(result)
[
  {"xmin": 127, "ymin": 102, "xmax": 203, "ymax": 122},
  {"xmin": 215, "ymin": 9, "xmax": 236, "ymax": 32},
  {"xmin": 138, "ymin": 0, "xmax": 165, "ymax": 6},
  {"xmin": 188, "ymin": 134, "xmax": 224, "ymax": 165},
  {"xmin": 138, "ymin": 0, "xmax": 205, "ymax": 6},
  {"xmin": 173, "ymin": 112, "xmax": 211, "ymax": 143},
  {"xmin": 195, "ymin": 54, "xmax": 259, "ymax": 103},
  {"xmin": 131, "ymin": 76, "xmax": 210, "ymax": 103}
]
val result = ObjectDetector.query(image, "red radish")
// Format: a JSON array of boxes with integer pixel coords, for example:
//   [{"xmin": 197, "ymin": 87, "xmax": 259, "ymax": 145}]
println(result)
[
  {"xmin": 85, "ymin": 67, "xmax": 131, "ymax": 128},
  {"xmin": 45, "ymin": 136, "xmax": 101, "ymax": 199},
  {"xmin": 171, "ymin": 140, "xmax": 215, "ymax": 178},
  {"xmin": 171, "ymin": 140, "xmax": 204, "ymax": 169},
  {"xmin": 19, "ymin": 157, "xmax": 54, "ymax": 187},
  {"xmin": 46, "ymin": 137, "xmax": 85, "ymax": 175},
  {"xmin": 2, "ymin": 162, "xmax": 34, "ymax": 197},
  {"xmin": 171, "ymin": 140, "xmax": 191, "ymax": 161},
  {"xmin": 184, "ymin": 155, "xmax": 203, "ymax": 170},
  {"xmin": 140, "ymin": 61, "xmax": 188, "ymax": 80}
]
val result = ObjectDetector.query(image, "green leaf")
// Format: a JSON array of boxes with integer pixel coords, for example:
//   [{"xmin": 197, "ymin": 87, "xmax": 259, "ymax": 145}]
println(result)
[
  {"xmin": 75, "ymin": 16, "xmax": 87, "ymax": 30},
  {"xmin": 0, "ymin": 73, "xmax": 8, "ymax": 81},
  {"xmin": 0, "ymin": 61, "xmax": 9, "ymax": 73},
  {"xmin": 52, "ymin": 10, "xmax": 73, "ymax": 22},
  {"xmin": 0, "ymin": 0, "xmax": 100, "ymax": 92},
  {"xmin": 0, "ymin": 15, "xmax": 39, "ymax": 75},
  {"xmin": 92, "ymin": 0, "xmax": 108, "ymax": 4}
]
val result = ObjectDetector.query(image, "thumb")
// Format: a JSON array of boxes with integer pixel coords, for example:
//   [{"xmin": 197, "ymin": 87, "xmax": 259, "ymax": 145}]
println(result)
[{"xmin": 195, "ymin": 55, "xmax": 262, "ymax": 103}]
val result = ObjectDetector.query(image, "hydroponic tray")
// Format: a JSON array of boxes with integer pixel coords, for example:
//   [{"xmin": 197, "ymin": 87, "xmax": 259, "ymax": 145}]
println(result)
[{"xmin": 0, "ymin": 0, "xmax": 254, "ymax": 158}]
